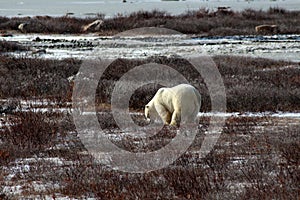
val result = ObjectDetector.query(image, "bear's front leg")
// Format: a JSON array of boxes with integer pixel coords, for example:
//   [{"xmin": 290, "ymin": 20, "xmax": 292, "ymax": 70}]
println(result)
[
  {"xmin": 155, "ymin": 103, "xmax": 171, "ymax": 124},
  {"xmin": 170, "ymin": 110, "xmax": 181, "ymax": 126}
]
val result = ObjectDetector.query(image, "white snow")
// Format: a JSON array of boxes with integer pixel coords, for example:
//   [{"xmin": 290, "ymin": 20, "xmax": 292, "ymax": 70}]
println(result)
[
  {"xmin": 2, "ymin": 34, "xmax": 300, "ymax": 62},
  {"xmin": 0, "ymin": 0, "xmax": 299, "ymax": 18},
  {"xmin": 198, "ymin": 111, "xmax": 300, "ymax": 119},
  {"xmin": 2, "ymin": 157, "xmax": 76, "ymax": 196}
]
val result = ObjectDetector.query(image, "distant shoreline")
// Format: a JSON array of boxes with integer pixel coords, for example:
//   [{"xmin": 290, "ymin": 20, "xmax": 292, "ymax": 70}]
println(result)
[
  {"xmin": 1, "ymin": 8, "xmax": 300, "ymax": 36},
  {"xmin": 0, "ymin": 0, "xmax": 299, "ymax": 18}
]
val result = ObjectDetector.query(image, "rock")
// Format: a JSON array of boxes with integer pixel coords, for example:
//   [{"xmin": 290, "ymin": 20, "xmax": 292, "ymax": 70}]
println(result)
[
  {"xmin": 32, "ymin": 49, "xmax": 46, "ymax": 54},
  {"xmin": 216, "ymin": 6, "xmax": 233, "ymax": 16},
  {"xmin": 33, "ymin": 37, "xmax": 42, "ymax": 42},
  {"xmin": 65, "ymin": 12, "xmax": 75, "ymax": 17},
  {"xmin": 34, "ymin": 15, "xmax": 51, "ymax": 20},
  {"xmin": 0, "ymin": 33, "xmax": 13, "ymax": 37},
  {"xmin": 82, "ymin": 19, "xmax": 104, "ymax": 32}
]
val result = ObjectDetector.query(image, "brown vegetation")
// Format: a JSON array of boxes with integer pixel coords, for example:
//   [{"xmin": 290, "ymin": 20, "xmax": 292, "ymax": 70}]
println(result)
[
  {"xmin": 0, "ymin": 8, "xmax": 300, "ymax": 35},
  {"xmin": 0, "ymin": 40, "xmax": 28, "ymax": 52},
  {"xmin": 0, "ymin": 111, "xmax": 61, "ymax": 161},
  {"xmin": 0, "ymin": 55, "xmax": 299, "ymax": 112},
  {"xmin": 0, "ymin": 53, "xmax": 299, "ymax": 199},
  {"xmin": 0, "ymin": 109, "xmax": 299, "ymax": 199},
  {"xmin": 96, "ymin": 55, "xmax": 300, "ymax": 112},
  {"xmin": 0, "ymin": 56, "xmax": 80, "ymax": 101}
]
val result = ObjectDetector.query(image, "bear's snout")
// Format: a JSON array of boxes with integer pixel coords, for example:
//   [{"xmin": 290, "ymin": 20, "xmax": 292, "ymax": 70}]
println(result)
[{"xmin": 145, "ymin": 114, "xmax": 151, "ymax": 122}]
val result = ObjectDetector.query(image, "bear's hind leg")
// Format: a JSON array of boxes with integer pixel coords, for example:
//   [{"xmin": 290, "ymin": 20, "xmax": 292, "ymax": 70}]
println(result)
[{"xmin": 162, "ymin": 112, "xmax": 172, "ymax": 125}]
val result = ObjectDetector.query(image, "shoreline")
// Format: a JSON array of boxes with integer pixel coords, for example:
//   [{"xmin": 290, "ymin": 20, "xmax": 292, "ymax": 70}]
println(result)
[
  {"xmin": 2, "ymin": 33, "xmax": 300, "ymax": 62},
  {"xmin": 1, "ymin": 0, "xmax": 300, "ymax": 18},
  {"xmin": 1, "ymin": 8, "xmax": 300, "ymax": 37}
]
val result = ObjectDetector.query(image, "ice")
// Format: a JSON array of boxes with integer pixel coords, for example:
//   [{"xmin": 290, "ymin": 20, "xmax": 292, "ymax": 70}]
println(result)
[{"xmin": 0, "ymin": 0, "xmax": 299, "ymax": 18}]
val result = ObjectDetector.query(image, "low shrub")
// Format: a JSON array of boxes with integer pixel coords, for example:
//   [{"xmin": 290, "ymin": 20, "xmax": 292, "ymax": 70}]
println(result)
[
  {"xmin": 0, "ymin": 55, "xmax": 299, "ymax": 112},
  {"xmin": 1, "ymin": 8, "xmax": 300, "ymax": 35},
  {"xmin": 0, "ymin": 56, "xmax": 80, "ymax": 101},
  {"xmin": 0, "ymin": 41, "xmax": 28, "ymax": 52}
]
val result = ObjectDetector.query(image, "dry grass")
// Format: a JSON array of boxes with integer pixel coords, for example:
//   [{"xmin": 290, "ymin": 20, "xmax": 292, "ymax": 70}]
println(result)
[
  {"xmin": 95, "ymin": 55, "xmax": 300, "ymax": 112},
  {"xmin": 0, "ymin": 56, "xmax": 80, "ymax": 101},
  {"xmin": 1, "ymin": 8, "xmax": 300, "ymax": 35},
  {"xmin": 0, "ymin": 52, "xmax": 299, "ymax": 198},
  {"xmin": 0, "ymin": 41, "xmax": 28, "ymax": 52},
  {"xmin": 0, "ymin": 111, "xmax": 65, "ymax": 165},
  {"xmin": 0, "ymin": 55, "xmax": 299, "ymax": 112},
  {"xmin": 0, "ymin": 110, "xmax": 299, "ymax": 199}
]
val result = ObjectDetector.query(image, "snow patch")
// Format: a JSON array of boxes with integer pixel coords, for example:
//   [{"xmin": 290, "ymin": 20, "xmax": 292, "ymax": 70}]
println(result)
[{"xmin": 1, "ymin": 34, "xmax": 300, "ymax": 62}]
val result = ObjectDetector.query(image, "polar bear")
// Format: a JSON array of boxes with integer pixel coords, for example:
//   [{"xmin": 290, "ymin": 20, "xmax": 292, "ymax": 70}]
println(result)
[
  {"xmin": 255, "ymin": 25, "xmax": 279, "ymax": 34},
  {"xmin": 145, "ymin": 84, "xmax": 201, "ymax": 126}
]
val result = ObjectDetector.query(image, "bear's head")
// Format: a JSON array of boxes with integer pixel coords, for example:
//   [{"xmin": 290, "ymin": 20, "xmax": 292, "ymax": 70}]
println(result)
[
  {"xmin": 144, "ymin": 104, "xmax": 151, "ymax": 122},
  {"xmin": 144, "ymin": 102, "xmax": 155, "ymax": 122}
]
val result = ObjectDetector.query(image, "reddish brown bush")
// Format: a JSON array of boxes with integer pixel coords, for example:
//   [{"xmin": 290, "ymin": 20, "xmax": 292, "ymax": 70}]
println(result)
[
  {"xmin": 1, "ymin": 111, "xmax": 59, "ymax": 149},
  {"xmin": 0, "ymin": 41, "xmax": 28, "ymax": 52},
  {"xmin": 1, "ymin": 8, "xmax": 300, "ymax": 35}
]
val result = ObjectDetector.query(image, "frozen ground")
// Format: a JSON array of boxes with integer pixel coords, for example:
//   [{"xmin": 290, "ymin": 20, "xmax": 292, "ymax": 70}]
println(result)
[
  {"xmin": 1, "ymin": 22, "xmax": 299, "ymax": 198},
  {"xmin": 2, "ymin": 33, "xmax": 300, "ymax": 62},
  {"xmin": 1, "ymin": 105, "xmax": 299, "ymax": 198},
  {"xmin": 0, "ymin": 0, "xmax": 299, "ymax": 18}
]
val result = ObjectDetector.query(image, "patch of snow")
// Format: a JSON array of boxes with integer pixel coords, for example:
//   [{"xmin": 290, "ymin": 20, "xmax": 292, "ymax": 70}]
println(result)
[
  {"xmin": 255, "ymin": 64, "xmax": 300, "ymax": 72},
  {"xmin": 1, "ymin": 156, "xmax": 78, "ymax": 197},
  {"xmin": 2, "ymin": 34, "xmax": 300, "ymax": 62},
  {"xmin": 2, "ymin": 185, "xmax": 23, "ymax": 195},
  {"xmin": 227, "ymin": 182, "xmax": 252, "ymax": 194},
  {"xmin": 198, "ymin": 112, "xmax": 300, "ymax": 119}
]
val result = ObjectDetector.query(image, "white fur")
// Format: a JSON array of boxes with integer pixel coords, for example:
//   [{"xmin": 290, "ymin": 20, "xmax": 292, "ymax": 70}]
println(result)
[{"xmin": 145, "ymin": 84, "xmax": 201, "ymax": 126}]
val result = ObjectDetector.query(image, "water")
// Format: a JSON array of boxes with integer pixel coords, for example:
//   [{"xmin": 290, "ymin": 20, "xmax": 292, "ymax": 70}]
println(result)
[{"xmin": 0, "ymin": 0, "xmax": 299, "ymax": 18}]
